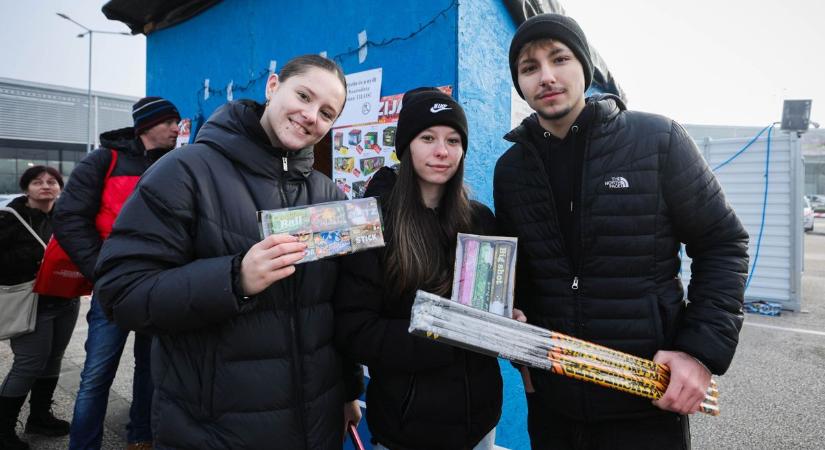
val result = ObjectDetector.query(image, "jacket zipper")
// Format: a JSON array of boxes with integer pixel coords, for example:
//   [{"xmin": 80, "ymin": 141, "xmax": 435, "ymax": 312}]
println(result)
[
  {"xmin": 278, "ymin": 173, "xmax": 308, "ymax": 448},
  {"xmin": 289, "ymin": 309, "xmax": 308, "ymax": 449},
  {"xmin": 282, "ymin": 156, "xmax": 288, "ymax": 172},
  {"xmin": 574, "ymin": 118, "xmax": 595, "ymax": 421}
]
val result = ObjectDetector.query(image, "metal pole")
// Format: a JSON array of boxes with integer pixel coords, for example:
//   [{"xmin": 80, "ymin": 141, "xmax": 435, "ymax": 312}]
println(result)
[{"xmin": 87, "ymin": 31, "xmax": 93, "ymax": 153}]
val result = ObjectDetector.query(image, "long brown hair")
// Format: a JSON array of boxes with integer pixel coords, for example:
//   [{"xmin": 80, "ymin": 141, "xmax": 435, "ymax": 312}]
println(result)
[{"xmin": 384, "ymin": 147, "xmax": 473, "ymax": 298}]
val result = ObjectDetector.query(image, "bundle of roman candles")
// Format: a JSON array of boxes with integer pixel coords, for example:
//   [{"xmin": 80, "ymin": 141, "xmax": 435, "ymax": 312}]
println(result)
[{"xmin": 409, "ymin": 291, "xmax": 720, "ymax": 416}]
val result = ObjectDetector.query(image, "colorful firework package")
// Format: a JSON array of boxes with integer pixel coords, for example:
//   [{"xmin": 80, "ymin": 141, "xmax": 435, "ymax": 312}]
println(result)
[
  {"xmin": 257, "ymin": 197, "xmax": 385, "ymax": 264},
  {"xmin": 408, "ymin": 291, "xmax": 721, "ymax": 416},
  {"xmin": 451, "ymin": 233, "xmax": 518, "ymax": 318}
]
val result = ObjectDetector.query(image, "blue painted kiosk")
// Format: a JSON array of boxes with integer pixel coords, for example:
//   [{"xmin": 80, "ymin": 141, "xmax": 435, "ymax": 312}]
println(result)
[{"xmin": 103, "ymin": 1, "xmax": 624, "ymax": 448}]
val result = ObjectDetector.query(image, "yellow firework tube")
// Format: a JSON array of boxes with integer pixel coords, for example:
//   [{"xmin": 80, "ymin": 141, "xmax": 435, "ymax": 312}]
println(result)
[
  {"xmin": 548, "ymin": 349, "xmax": 669, "ymax": 393},
  {"xmin": 547, "ymin": 342, "xmax": 671, "ymax": 387}
]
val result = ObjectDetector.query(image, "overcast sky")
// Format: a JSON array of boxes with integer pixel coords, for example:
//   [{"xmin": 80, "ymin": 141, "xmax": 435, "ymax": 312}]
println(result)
[
  {"xmin": 1, "ymin": 0, "xmax": 822, "ymax": 127},
  {"xmin": 0, "ymin": 0, "xmax": 146, "ymax": 97}
]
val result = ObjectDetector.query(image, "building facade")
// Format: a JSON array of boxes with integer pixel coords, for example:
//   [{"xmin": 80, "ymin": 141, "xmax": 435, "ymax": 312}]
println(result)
[{"xmin": 0, "ymin": 77, "xmax": 138, "ymax": 193}]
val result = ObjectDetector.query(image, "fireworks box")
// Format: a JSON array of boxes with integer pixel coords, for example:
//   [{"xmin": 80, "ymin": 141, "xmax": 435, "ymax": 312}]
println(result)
[
  {"xmin": 352, "ymin": 180, "xmax": 368, "ymax": 199},
  {"xmin": 334, "ymin": 131, "xmax": 344, "ymax": 148},
  {"xmin": 334, "ymin": 157, "xmax": 355, "ymax": 173},
  {"xmin": 383, "ymin": 126, "xmax": 397, "ymax": 147},
  {"xmin": 360, "ymin": 156, "xmax": 385, "ymax": 177},
  {"xmin": 348, "ymin": 129, "xmax": 362, "ymax": 145},
  {"xmin": 257, "ymin": 197, "xmax": 385, "ymax": 263},
  {"xmin": 451, "ymin": 233, "xmax": 517, "ymax": 318},
  {"xmin": 364, "ymin": 131, "xmax": 378, "ymax": 147}
]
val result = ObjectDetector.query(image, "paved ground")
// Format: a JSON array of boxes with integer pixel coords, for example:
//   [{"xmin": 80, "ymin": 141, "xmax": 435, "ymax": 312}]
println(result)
[
  {"xmin": 0, "ymin": 303, "xmax": 137, "ymax": 449},
  {"xmin": 3, "ymin": 218, "xmax": 825, "ymax": 449},
  {"xmin": 691, "ymin": 218, "xmax": 825, "ymax": 449}
]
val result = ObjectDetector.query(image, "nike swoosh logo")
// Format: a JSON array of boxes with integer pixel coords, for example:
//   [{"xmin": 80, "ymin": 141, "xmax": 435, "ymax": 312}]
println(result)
[{"xmin": 430, "ymin": 105, "xmax": 452, "ymax": 113}]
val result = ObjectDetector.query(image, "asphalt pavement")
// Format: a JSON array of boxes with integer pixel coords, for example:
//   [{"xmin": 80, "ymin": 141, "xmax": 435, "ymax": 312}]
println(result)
[{"xmin": 3, "ymin": 219, "xmax": 825, "ymax": 449}]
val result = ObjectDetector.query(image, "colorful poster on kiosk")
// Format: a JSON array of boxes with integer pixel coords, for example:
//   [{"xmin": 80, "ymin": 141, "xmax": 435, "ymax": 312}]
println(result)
[{"xmin": 331, "ymin": 86, "xmax": 452, "ymax": 199}]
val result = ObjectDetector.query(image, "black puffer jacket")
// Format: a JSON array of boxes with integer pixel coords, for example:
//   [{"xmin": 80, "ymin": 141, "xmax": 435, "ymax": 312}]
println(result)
[
  {"xmin": 0, "ymin": 196, "xmax": 50, "ymax": 285},
  {"xmin": 493, "ymin": 95, "xmax": 749, "ymax": 422},
  {"xmin": 95, "ymin": 101, "xmax": 361, "ymax": 449},
  {"xmin": 334, "ymin": 200, "xmax": 502, "ymax": 450},
  {"xmin": 0, "ymin": 196, "xmax": 70, "ymax": 304},
  {"xmin": 53, "ymin": 127, "xmax": 168, "ymax": 281}
]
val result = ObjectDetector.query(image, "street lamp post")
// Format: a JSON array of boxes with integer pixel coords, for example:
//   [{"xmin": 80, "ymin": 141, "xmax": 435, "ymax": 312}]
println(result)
[{"xmin": 56, "ymin": 13, "xmax": 131, "ymax": 153}]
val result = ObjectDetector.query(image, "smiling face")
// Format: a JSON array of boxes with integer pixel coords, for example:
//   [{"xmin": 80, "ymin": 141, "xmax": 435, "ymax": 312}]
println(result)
[
  {"xmin": 260, "ymin": 67, "xmax": 346, "ymax": 151},
  {"xmin": 516, "ymin": 39, "xmax": 586, "ymax": 130},
  {"xmin": 409, "ymin": 125, "xmax": 464, "ymax": 200}
]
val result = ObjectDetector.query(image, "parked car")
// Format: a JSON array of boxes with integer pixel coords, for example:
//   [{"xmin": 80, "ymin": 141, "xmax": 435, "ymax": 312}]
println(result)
[
  {"xmin": 808, "ymin": 195, "xmax": 825, "ymax": 218},
  {"xmin": 0, "ymin": 193, "xmax": 18, "ymax": 207},
  {"xmin": 804, "ymin": 197, "xmax": 815, "ymax": 232}
]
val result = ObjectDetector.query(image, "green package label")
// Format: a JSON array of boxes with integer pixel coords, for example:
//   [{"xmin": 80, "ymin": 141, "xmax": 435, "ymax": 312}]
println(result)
[{"xmin": 472, "ymin": 242, "xmax": 494, "ymax": 310}]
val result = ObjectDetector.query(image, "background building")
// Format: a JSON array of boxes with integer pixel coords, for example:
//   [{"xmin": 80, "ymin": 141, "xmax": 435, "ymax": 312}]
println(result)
[{"xmin": 0, "ymin": 77, "xmax": 137, "ymax": 193}]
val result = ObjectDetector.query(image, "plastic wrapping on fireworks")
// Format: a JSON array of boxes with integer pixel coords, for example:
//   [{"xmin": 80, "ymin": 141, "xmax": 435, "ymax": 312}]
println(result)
[
  {"xmin": 451, "ymin": 233, "xmax": 517, "ymax": 318},
  {"xmin": 409, "ymin": 291, "xmax": 720, "ymax": 416},
  {"xmin": 257, "ymin": 197, "xmax": 385, "ymax": 264}
]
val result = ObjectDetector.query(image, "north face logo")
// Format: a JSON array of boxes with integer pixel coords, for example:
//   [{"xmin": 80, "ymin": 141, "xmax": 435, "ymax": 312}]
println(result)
[
  {"xmin": 430, "ymin": 103, "xmax": 452, "ymax": 113},
  {"xmin": 604, "ymin": 176, "xmax": 630, "ymax": 189}
]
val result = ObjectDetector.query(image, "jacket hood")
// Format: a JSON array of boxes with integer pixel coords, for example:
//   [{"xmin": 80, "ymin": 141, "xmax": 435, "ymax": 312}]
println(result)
[
  {"xmin": 100, "ymin": 127, "xmax": 143, "ymax": 155},
  {"xmin": 194, "ymin": 100, "xmax": 315, "ymax": 181},
  {"xmin": 6, "ymin": 195, "xmax": 49, "ymax": 222},
  {"xmin": 504, "ymin": 93, "xmax": 626, "ymax": 144},
  {"xmin": 7, "ymin": 194, "xmax": 29, "ymax": 212}
]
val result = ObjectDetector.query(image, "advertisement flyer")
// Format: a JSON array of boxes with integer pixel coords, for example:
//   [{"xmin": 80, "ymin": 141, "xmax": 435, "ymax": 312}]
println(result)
[
  {"xmin": 176, "ymin": 118, "xmax": 192, "ymax": 148},
  {"xmin": 331, "ymin": 86, "xmax": 452, "ymax": 199}
]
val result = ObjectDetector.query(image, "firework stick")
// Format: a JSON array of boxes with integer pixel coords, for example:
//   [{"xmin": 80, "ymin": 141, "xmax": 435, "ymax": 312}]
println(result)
[
  {"xmin": 548, "ymin": 348, "xmax": 669, "ymax": 393},
  {"xmin": 432, "ymin": 298, "xmax": 717, "ymax": 401},
  {"xmin": 422, "ymin": 315, "xmax": 718, "ymax": 409},
  {"xmin": 545, "ymin": 348, "xmax": 717, "ymax": 405},
  {"xmin": 489, "ymin": 242, "xmax": 512, "ymax": 316},
  {"xmin": 422, "ymin": 316, "xmax": 719, "ymax": 412},
  {"xmin": 434, "ymin": 294, "xmax": 662, "ymax": 375},
  {"xmin": 458, "ymin": 239, "xmax": 479, "ymax": 305},
  {"xmin": 419, "ymin": 311, "xmax": 672, "ymax": 400},
  {"xmin": 471, "ymin": 242, "xmax": 493, "ymax": 310},
  {"xmin": 548, "ymin": 340, "xmax": 671, "ymax": 386},
  {"xmin": 434, "ymin": 296, "xmax": 717, "ymax": 398},
  {"xmin": 435, "ymin": 297, "xmax": 672, "ymax": 386},
  {"xmin": 424, "ymin": 296, "xmax": 702, "ymax": 397},
  {"xmin": 411, "ymin": 292, "xmax": 720, "ymax": 412}
]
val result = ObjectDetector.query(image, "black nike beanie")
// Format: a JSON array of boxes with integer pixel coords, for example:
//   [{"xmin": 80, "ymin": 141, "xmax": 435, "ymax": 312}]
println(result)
[{"xmin": 394, "ymin": 87, "xmax": 468, "ymax": 159}]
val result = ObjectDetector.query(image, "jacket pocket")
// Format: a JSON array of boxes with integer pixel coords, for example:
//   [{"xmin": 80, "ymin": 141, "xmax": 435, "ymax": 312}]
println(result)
[{"xmin": 648, "ymin": 294, "xmax": 665, "ymax": 352}]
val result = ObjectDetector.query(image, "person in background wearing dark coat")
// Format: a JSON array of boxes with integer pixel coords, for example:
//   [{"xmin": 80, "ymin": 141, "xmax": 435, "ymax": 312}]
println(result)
[
  {"xmin": 52, "ymin": 96, "xmax": 180, "ymax": 450},
  {"xmin": 494, "ymin": 14, "xmax": 750, "ymax": 449},
  {"xmin": 0, "ymin": 167, "xmax": 78, "ymax": 450},
  {"xmin": 93, "ymin": 55, "xmax": 363, "ymax": 449},
  {"xmin": 334, "ymin": 88, "xmax": 518, "ymax": 450}
]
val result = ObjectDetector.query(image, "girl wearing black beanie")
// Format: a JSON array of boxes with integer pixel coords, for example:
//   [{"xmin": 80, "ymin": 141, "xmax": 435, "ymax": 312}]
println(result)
[{"xmin": 334, "ymin": 87, "xmax": 503, "ymax": 450}]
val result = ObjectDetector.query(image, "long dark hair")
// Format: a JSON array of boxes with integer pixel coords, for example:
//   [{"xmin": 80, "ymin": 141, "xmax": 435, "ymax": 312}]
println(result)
[{"xmin": 384, "ymin": 147, "xmax": 473, "ymax": 298}]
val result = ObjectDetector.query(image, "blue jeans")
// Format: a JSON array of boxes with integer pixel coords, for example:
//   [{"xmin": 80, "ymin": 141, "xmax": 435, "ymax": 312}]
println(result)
[{"xmin": 69, "ymin": 297, "xmax": 153, "ymax": 449}]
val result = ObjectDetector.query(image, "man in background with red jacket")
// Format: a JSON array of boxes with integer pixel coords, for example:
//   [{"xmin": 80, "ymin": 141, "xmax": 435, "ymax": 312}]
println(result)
[{"xmin": 53, "ymin": 97, "xmax": 179, "ymax": 450}]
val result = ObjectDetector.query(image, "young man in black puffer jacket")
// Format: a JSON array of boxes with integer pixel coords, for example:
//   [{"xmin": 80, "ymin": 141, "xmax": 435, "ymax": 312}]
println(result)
[{"xmin": 494, "ymin": 14, "xmax": 749, "ymax": 449}]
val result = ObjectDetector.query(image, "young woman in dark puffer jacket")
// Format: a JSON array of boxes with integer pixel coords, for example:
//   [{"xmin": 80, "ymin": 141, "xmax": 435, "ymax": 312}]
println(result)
[
  {"xmin": 334, "ymin": 88, "xmax": 506, "ymax": 450},
  {"xmin": 94, "ymin": 55, "xmax": 363, "ymax": 449}
]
